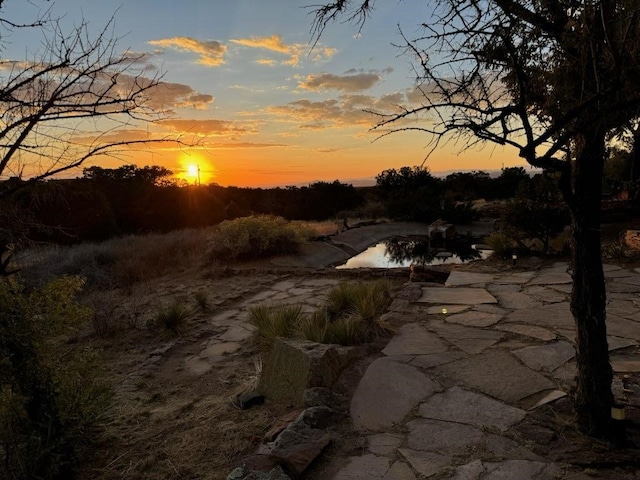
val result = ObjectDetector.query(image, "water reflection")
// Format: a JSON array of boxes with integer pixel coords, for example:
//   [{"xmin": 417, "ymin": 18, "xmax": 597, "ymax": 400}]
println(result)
[{"xmin": 336, "ymin": 236, "xmax": 491, "ymax": 269}]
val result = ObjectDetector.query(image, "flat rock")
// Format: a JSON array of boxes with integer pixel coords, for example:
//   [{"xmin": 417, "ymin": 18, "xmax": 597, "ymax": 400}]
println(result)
[
  {"xmin": 417, "ymin": 287, "xmax": 497, "ymax": 305},
  {"xmin": 531, "ymin": 390, "xmax": 567, "ymax": 409},
  {"xmin": 495, "ymin": 324, "xmax": 556, "ymax": 341},
  {"xmin": 382, "ymin": 323, "xmax": 448, "ymax": 356},
  {"xmin": 427, "ymin": 320, "xmax": 503, "ymax": 355},
  {"xmin": 397, "ymin": 449, "xmax": 451, "ymax": 478},
  {"xmin": 472, "ymin": 304, "xmax": 508, "ymax": 315},
  {"xmin": 351, "ymin": 358, "xmax": 437, "ymax": 431},
  {"xmin": 220, "ymin": 325, "xmax": 253, "ymax": 342},
  {"xmin": 435, "ymin": 350, "xmax": 555, "ymax": 404},
  {"xmin": 425, "ymin": 305, "xmax": 470, "ymax": 315},
  {"xmin": 610, "ymin": 355, "xmax": 640, "ymax": 372},
  {"xmin": 607, "ymin": 314, "xmax": 640, "ymax": 341},
  {"xmin": 332, "ymin": 454, "xmax": 390, "ymax": 479},
  {"xmin": 409, "ymin": 351, "xmax": 468, "ymax": 369},
  {"xmin": 406, "ymin": 418, "xmax": 484, "ymax": 454},
  {"xmin": 493, "ymin": 272, "xmax": 536, "ymax": 284},
  {"xmin": 611, "ymin": 274, "xmax": 640, "ymax": 286},
  {"xmin": 383, "ymin": 461, "xmax": 416, "ymax": 480},
  {"xmin": 493, "ymin": 290, "xmax": 545, "ymax": 310},
  {"xmin": 607, "ymin": 335, "xmax": 637, "ymax": 351},
  {"xmin": 445, "ymin": 271, "xmax": 495, "ymax": 287},
  {"xmin": 522, "ymin": 286, "xmax": 568, "ymax": 303},
  {"xmin": 504, "ymin": 302, "xmax": 574, "ymax": 329},
  {"xmin": 449, "ymin": 459, "xmax": 560, "ymax": 480},
  {"xmin": 527, "ymin": 271, "xmax": 572, "ymax": 285},
  {"xmin": 512, "ymin": 341, "xmax": 575, "ymax": 371},
  {"xmin": 201, "ymin": 341, "xmax": 241, "ymax": 357},
  {"xmin": 418, "ymin": 387, "xmax": 526, "ymax": 432},
  {"xmin": 367, "ymin": 433, "xmax": 404, "ymax": 456},
  {"xmin": 445, "ymin": 310, "xmax": 502, "ymax": 327},
  {"xmin": 606, "ymin": 282, "xmax": 640, "ymax": 294}
]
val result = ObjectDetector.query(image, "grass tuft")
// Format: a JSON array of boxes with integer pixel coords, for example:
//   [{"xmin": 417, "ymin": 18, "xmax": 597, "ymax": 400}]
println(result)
[
  {"xmin": 248, "ymin": 304, "xmax": 305, "ymax": 350},
  {"xmin": 193, "ymin": 291, "xmax": 210, "ymax": 312},
  {"xmin": 155, "ymin": 301, "xmax": 193, "ymax": 335}
]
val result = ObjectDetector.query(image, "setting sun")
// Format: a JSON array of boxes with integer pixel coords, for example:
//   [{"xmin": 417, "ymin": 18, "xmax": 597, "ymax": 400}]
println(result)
[{"xmin": 187, "ymin": 164, "xmax": 199, "ymax": 178}]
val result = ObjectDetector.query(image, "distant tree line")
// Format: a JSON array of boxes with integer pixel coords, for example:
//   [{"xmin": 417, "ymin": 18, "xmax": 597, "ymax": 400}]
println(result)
[{"xmin": 2, "ymin": 162, "xmax": 610, "ymax": 245}]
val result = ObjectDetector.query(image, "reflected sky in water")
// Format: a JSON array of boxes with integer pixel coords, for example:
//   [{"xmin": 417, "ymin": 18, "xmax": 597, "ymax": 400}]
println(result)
[{"xmin": 336, "ymin": 242, "xmax": 493, "ymax": 269}]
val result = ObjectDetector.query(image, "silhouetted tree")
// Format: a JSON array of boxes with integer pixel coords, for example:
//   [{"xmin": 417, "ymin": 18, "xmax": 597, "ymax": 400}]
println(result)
[{"xmin": 313, "ymin": 0, "xmax": 640, "ymax": 437}]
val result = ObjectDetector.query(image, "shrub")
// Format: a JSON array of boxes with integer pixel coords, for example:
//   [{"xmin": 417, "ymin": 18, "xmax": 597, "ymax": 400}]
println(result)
[
  {"xmin": 248, "ymin": 304, "xmax": 305, "ymax": 350},
  {"xmin": 483, "ymin": 232, "xmax": 517, "ymax": 259},
  {"xmin": 155, "ymin": 301, "xmax": 193, "ymax": 335},
  {"xmin": 206, "ymin": 215, "xmax": 314, "ymax": 262},
  {"xmin": 0, "ymin": 276, "xmax": 112, "ymax": 480}
]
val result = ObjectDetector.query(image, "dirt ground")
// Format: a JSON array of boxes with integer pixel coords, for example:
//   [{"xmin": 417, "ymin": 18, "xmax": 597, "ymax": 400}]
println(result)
[{"xmin": 73, "ymin": 220, "xmax": 640, "ymax": 480}]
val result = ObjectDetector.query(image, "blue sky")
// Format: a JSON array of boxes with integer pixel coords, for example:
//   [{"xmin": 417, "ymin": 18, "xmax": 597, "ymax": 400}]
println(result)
[{"xmin": 2, "ymin": 0, "xmax": 522, "ymax": 186}]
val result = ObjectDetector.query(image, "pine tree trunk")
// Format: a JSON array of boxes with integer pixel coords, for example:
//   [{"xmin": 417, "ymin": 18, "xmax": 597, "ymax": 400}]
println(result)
[{"xmin": 570, "ymin": 129, "xmax": 614, "ymax": 437}]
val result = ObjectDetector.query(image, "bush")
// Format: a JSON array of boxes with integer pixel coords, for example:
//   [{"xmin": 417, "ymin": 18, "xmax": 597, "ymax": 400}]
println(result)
[
  {"xmin": 206, "ymin": 215, "xmax": 314, "ymax": 262},
  {"xmin": 0, "ymin": 276, "xmax": 112, "ymax": 480},
  {"xmin": 483, "ymin": 232, "xmax": 517, "ymax": 259}
]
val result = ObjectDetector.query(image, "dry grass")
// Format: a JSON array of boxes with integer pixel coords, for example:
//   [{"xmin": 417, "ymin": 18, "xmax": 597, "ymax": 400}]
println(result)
[{"xmin": 16, "ymin": 227, "xmax": 215, "ymax": 291}]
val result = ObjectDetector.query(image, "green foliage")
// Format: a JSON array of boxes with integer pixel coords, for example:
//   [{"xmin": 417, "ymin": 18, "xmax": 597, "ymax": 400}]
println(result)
[
  {"xmin": 375, "ymin": 166, "xmax": 442, "ymax": 221},
  {"xmin": 250, "ymin": 280, "xmax": 394, "ymax": 349},
  {"xmin": 155, "ymin": 301, "xmax": 193, "ymax": 335},
  {"xmin": 206, "ymin": 215, "xmax": 314, "ymax": 262},
  {"xmin": 501, "ymin": 174, "xmax": 569, "ymax": 254},
  {"xmin": 193, "ymin": 291, "xmax": 210, "ymax": 312},
  {"xmin": 0, "ymin": 276, "xmax": 112, "ymax": 480},
  {"xmin": 483, "ymin": 232, "xmax": 517, "ymax": 259},
  {"xmin": 248, "ymin": 304, "xmax": 305, "ymax": 350}
]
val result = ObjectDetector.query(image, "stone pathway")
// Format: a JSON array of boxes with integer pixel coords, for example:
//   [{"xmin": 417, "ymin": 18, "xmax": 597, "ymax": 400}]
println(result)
[{"xmin": 327, "ymin": 262, "xmax": 640, "ymax": 480}]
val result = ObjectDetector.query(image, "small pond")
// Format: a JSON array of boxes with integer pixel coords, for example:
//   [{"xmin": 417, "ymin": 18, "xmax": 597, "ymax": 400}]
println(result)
[{"xmin": 336, "ymin": 237, "xmax": 493, "ymax": 269}]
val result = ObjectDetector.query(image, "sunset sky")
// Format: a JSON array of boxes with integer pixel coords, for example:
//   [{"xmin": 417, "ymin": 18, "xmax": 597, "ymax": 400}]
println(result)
[{"xmin": 3, "ymin": 0, "xmax": 526, "ymax": 187}]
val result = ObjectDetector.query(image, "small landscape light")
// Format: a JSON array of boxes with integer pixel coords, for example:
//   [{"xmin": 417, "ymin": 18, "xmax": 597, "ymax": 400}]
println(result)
[
  {"xmin": 442, "ymin": 308, "xmax": 448, "ymax": 315},
  {"xmin": 611, "ymin": 403, "xmax": 626, "ymax": 421},
  {"xmin": 511, "ymin": 253, "xmax": 517, "ymax": 266}
]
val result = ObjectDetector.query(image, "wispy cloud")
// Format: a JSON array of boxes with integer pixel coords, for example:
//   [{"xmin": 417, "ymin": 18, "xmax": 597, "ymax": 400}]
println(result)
[
  {"xmin": 266, "ymin": 93, "xmax": 406, "ymax": 130},
  {"xmin": 157, "ymin": 119, "xmax": 257, "ymax": 136},
  {"xmin": 297, "ymin": 72, "xmax": 382, "ymax": 92},
  {"xmin": 230, "ymin": 35, "xmax": 335, "ymax": 66},
  {"xmin": 148, "ymin": 37, "xmax": 227, "ymax": 66}
]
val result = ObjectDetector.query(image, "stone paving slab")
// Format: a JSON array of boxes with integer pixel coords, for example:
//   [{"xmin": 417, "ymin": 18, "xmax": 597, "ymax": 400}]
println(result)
[
  {"xmin": 445, "ymin": 271, "xmax": 496, "ymax": 287},
  {"xmin": 407, "ymin": 418, "xmax": 484, "ymax": 455},
  {"xmin": 523, "ymin": 285, "xmax": 568, "ymax": 303},
  {"xmin": 492, "ymin": 271, "xmax": 537, "ymax": 284},
  {"xmin": 397, "ymin": 449, "xmax": 451, "ymax": 478},
  {"xmin": 444, "ymin": 310, "xmax": 503, "ymax": 327},
  {"xmin": 527, "ymin": 271, "xmax": 572, "ymax": 285},
  {"xmin": 424, "ymin": 304, "xmax": 470, "ymax": 315},
  {"xmin": 382, "ymin": 323, "xmax": 448, "ymax": 356},
  {"xmin": 417, "ymin": 287, "xmax": 498, "ymax": 305},
  {"xmin": 350, "ymin": 358, "xmax": 437, "ymax": 431},
  {"xmin": 610, "ymin": 355, "xmax": 640, "ymax": 372},
  {"xmin": 418, "ymin": 386, "xmax": 526, "ymax": 432},
  {"xmin": 435, "ymin": 350, "xmax": 555, "ymax": 404},
  {"xmin": 489, "ymin": 290, "xmax": 542, "ymax": 309},
  {"xmin": 606, "ymin": 314, "xmax": 640, "ymax": 341},
  {"xmin": 448, "ymin": 459, "xmax": 561, "ymax": 480},
  {"xmin": 333, "ymin": 454, "xmax": 390, "ymax": 479},
  {"xmin": 409, "ymin": 351, "xmax": 468, "ymax": 369},
  {"xmin": 512, "ymin": 341, "xmax": 575, "ymax": 372},
  {"xmin": 504, "ymin": 302, "xmax": 574, "ymax": 330},
  {"xmin": 495, "ymin": 323, "xmax": 556, "ymax": 341},
  {"xmin": 427, "ymin": 320, "xmax": 503, "ymax": 355},
  {"xmin": 367, "ymin": 433, "xmax": 404, "ymax": 456}
]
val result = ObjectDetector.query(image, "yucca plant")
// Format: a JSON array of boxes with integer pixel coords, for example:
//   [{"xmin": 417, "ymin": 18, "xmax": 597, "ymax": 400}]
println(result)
[
  {"xmin": 156, "ymin": 301, "xmax": 193, "ymax": 335},
  {"xmin": 248, "ymin": 304, "xmax": 305, "ymax": 350}
]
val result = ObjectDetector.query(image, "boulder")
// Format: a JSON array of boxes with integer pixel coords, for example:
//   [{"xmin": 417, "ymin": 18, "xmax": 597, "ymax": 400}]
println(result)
[
  {"xmin": 266, "ymin": 421, "xmax": 332, "ymax": 476},
  {"xmin": 258, "ymin": 338, "xmax": 359, "ymax": 407}
]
